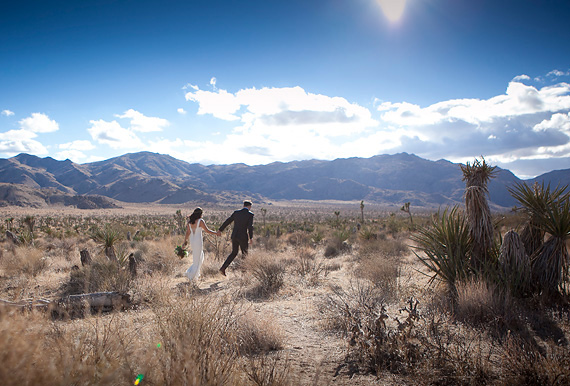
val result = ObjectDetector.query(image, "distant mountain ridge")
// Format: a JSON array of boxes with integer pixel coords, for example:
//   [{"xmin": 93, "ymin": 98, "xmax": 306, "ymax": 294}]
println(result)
[{"xmin": 0, "ymin": 151, "xmax": 568, "ymax": 208}]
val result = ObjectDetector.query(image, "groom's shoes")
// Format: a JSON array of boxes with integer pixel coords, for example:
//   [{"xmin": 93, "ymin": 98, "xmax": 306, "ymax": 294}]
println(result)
[{"xmin": 219, "ymin": 267, "xmax": 226, "ymax": 277}]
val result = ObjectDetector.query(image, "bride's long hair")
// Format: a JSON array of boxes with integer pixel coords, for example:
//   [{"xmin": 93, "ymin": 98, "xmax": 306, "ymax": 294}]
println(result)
[{"xmin": 188, "ymin": 207, "xmax": 203, "ymax": 224}]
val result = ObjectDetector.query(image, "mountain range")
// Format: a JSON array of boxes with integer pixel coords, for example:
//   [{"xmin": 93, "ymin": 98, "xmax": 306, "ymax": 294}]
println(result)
[{"xmin": 0, "ymin": 151, "xmax": 568, "ymax": 209}]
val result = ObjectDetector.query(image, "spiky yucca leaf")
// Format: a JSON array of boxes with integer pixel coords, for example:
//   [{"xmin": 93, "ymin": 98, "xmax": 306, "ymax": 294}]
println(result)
[
  {"xmin": 91, "ymin": 226, "xmax": 122, "ymax": 261},
  {"xmin": 411, "ymin": 206, "xmax": 472, "ymax": 288},
  {"xmin": 508, "ymin": 182, "xmax": 570, "ymax": 219},
  {"xmin": 460, "ymin": 157, "xmax": 497, "ymax": 189},
  {"xmin": 508, "ymin": 182, "xmax": 569, "ymax": 256}
]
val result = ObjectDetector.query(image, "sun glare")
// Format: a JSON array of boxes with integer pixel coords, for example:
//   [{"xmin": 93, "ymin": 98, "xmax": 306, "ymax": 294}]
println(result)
[{"xmin": 377, "ymin": 0, "xmax": 407, "ymax": 22}]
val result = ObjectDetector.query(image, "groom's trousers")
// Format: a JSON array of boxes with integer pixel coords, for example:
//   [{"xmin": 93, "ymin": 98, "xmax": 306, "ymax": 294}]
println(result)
[{"xmin": 221, "ymin": 237, "xmax": 249, "ymax": 270}]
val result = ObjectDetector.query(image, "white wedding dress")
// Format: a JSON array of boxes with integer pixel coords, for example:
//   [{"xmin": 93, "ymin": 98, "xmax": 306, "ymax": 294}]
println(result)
[{"xmin": 185, "ymin": 219, "xmax": 205, "ymax": 281}]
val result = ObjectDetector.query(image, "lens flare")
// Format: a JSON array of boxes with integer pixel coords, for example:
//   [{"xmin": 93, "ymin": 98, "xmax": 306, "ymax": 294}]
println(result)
[
  {"xmin": 377, "ymin": 0, "xmax": 407, "ymax": 22},
  {"xmin": 134, "ymin": 374, "xmax": 144, "ymax": 385}
]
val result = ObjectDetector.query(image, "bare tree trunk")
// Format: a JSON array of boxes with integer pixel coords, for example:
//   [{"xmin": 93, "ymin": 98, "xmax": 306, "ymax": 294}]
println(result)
[
  {"xmin": 80, "ymin": 249, "xmax": 92, "ymax": 266},
  {"xmin": 105, "ymin": 246, "xmax": 117, "ymax": 261},
  {"xmin": 128, "ymin": 253, "xmax": 137, "ymax": 277}
]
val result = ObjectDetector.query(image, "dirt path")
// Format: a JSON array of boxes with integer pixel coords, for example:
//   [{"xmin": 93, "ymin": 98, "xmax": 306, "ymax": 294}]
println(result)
[{"xmin": 182, "ymin": 256, "xmax": 383, "ymax": 385}]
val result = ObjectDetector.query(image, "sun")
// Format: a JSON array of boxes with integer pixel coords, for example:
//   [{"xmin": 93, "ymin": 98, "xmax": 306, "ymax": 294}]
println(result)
[{"xmin": 377, "ymin": 0, "xmax": 408, "ymax": 22}]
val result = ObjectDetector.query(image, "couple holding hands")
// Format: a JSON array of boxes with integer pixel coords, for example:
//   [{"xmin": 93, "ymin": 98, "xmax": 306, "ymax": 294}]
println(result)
[{"xmin": 182, "ymin": 200, "xmax": 254, "ymax": 281}]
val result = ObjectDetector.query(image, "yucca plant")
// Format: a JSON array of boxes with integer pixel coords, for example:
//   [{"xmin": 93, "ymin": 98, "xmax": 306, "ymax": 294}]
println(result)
[
  {"xmin": 499, "ymin": 230, "xmax": 531, "ymax": 297},
  {"xmin": 411, "ymin": 206, "xmax": 472, "ymax": 289},
  {"xmin": 508, "ymin": 182, "xmax": 569, "ymax": 256},
  {"xmin": 531, "ymin": 198, "xmax": 570, "ymax": 295},
  {"xmin": 461, "ymin": 157, "xmax": 496, "ymax": 270},
  {"xmin": 508, "ymin": 182, "xmax": 570, "ymax": 295},
  {"xmin": 91, "ymin": 226, "xmax": 122, "ymax": 261}
]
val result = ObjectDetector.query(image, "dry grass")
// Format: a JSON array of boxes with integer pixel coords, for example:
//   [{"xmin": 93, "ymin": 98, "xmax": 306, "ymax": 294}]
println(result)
[
  {"xmin": 242, "ymin": 250, "xmax": 287, "ymax": 298},
  {"xmin": 454, "ymin": 278, "xmax": 514, "ymax": 326},
  {"xmin": 1, "ymin": 245, "xmax": 48, "ymax": 277},
  {"xmin": 0, "ymin": 206, "xmax": 569, "ymax": 386}
]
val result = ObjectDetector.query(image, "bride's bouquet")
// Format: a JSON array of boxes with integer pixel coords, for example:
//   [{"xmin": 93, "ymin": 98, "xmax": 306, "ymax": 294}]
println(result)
[{"xmin": 175, "ymin": 245, "xmax": 188, "ymax": 259}]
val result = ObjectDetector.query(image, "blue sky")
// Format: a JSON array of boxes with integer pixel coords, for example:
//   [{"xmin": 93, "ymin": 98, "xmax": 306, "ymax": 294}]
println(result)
[{"xmin": 1, "ymin": 0, "xmax": 570, "ymax": 178}]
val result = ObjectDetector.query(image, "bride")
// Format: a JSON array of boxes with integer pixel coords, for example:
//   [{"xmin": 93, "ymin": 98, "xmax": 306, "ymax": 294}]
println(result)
[{"xmin": 182, "ymin": 207, "xmax": 220, "ymax": 281}]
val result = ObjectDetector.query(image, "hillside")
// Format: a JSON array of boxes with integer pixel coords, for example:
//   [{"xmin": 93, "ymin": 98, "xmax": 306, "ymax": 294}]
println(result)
[
  {"xmin": 0, "ymin": 183, "xmax": 119, "ymax": 209},
  {"xmin": 0, "ymin": 151, "xmax": 565, "ymax": 208}
]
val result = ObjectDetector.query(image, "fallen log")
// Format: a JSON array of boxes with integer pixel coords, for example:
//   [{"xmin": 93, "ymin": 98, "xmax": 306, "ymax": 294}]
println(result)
[
  {"xmin": 0, "ymin": 298, "xmax": 51, "ymax": 311},
  {"xmin": 0, "ymin": 291, "xmax": 131, "ymax": 318}
]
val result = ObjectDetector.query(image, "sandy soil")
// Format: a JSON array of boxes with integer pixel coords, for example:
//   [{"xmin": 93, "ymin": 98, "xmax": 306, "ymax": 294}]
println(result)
[{"xmin": 171, "ymin": 249, "xmax": 420, "ymax": 386}]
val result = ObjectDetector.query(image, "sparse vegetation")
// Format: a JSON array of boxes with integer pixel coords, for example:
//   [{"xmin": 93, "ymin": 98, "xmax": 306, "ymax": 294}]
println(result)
[{"xmin": 0, "ymin": 188, "xmax": 568, "ymax": 385}]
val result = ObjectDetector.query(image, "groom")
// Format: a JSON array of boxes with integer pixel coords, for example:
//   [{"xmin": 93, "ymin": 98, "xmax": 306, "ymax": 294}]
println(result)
[{"xmin": 218, "ymin": 200, "xmax": 254, "ymax": 276}]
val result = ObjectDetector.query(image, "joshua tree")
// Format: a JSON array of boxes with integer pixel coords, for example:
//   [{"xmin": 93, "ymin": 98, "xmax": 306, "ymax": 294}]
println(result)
[
  {"xmin": 23, "ymin": 215, "xmax": 35, "ymax": 235},
  {"xmin": 334, "ymin": 211, "xmax": 340, "ymax": 223},
  {"xmin": 360, "ymin": 201, "xmax": 365, "ymax": 223},
  {"xmin": 461, "ymin": 158, "xmax": 496, "ymax": 271},
  {"xmin": 400, "ymin": 202, "xmax": 413, "ymax": 227},
  {"xmin": 5, "ymin": 217, "xmax": 14, "ymax": 231},
  {"xmin": 260, "ymin": 208, "xmax": 267, "ymax": 229},
  {"xmin": 174, "ymin": 209, "xmax": 185, "ymax": 235}
]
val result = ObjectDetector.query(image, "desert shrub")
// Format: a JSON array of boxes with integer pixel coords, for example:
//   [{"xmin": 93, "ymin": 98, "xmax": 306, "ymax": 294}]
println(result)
[
  {"xmin": 285, "ymin": 231, "xmax": 311, "ymax": 247},
  {"xmin": 2, "ymin": 245, "xmax": 48, "ymax": 277},
  {"xmin": 500, "ymin": 335, "xmax": 570, "ymax": 385},
  {"xmin": 323, "ymin": 244, "xmax": 339, "ymax": 258},
  {"xmin": 0, "ymin": 311, "xmax": 133, "ymax": 385},
  {"xmin": 257, "ymin": 235, "xmax": 280, "ymax": 252},
  {"xmin": 235, "ymin": 311, "xmax": 284, "ymax": 355},
  {"xmin": 320, "ymin": 285, "xmax": 423, "ymax": 376},
  {"xmin": 355, "ymin": 254, "xmax": 400, "ymax": 302},
  {"xmin": 243, "ymin": 356, "xmax": 291, "ymax": 386},
  {"xmin": 324, "ymin": 233, "xmax": 352, "ymax": 258},
  {"xmin": 61, "ymin": 258, "xmax": 133, "ymax": 295},
  {"xmin": 318, "ymin": 280, "xmax": 392, "ymax": 333},
  {"xmin": 245, "ymin": 252, "xmax": 286, "ymax": 297},
  {"xmin": 294, "ymin": 247, "xmax": 328, "ymax": 286},
  {"xmin": 150, "ymin": 295, "xmax": 289, "ymax": 385},
  {"xmin": 0, "ymin": 294, "xmax": 286, "ymax": 385},
  {"xmin": 359, "ymin": 236, "xmax": 408, "ymax": 259},
  {"xmin": 139, "ymin": 237, "xmax": 180, "ymax": 276},
  {"xmin": 359, "ymin": 225, "xmax": 378, "ymax": 241},
  {"xmin": 453, "ymin": 278, "xmax": 514, "ymax": 327}
]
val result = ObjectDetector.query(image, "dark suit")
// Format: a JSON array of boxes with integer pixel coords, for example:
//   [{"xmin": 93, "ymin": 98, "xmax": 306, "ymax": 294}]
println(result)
[{"xmin": 220, "ymin": 207, "xmax": 254, "ymax": 270}]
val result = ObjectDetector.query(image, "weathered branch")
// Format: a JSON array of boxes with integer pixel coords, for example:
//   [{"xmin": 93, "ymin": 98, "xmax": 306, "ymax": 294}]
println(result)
[{"xmin": 0, "ymin": 292, "xmax": 131, "ymax": 318}]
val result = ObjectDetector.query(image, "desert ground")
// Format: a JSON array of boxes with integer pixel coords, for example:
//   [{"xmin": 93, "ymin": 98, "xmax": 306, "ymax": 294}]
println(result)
[{"xmin": 0, "ymin": 202, "xmax": 569, "ymax": 385}]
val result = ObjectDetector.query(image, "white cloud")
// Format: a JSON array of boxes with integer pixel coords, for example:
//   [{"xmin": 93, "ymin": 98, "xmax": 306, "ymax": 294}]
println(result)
[
  {"xmin": 87, "ymin": 119, "xmax": 144, "ymax": 149},
  {"xmin": 512, "ymin": 74, "xmax": 531, "ymax": 82},
  {"xmin": 1, "ymin": 109, "xmax": 14, "ymax": 117},
  {"xmin": 210, "ymin": 77, "xmax": 217, "ymax": 89},
  {"xmin": 115, "ymin": 109, "xmax": 169, "ymax": 132},
  {"xmin": 19, "ymin": 112, "xmax": 59, "ymax": 133},
  {"xmin": 59, "ymin": 140, "xmax": 96, "ymax": 151},
  {"xmin": 373, "ymin": 80, "xmax": 570, "ymax": 173},
  {"xmin": 547, "ymin": 69, "xmax": 570, "ymax": 77},
  {"xmin": 177, "ymin": 108, "xmax": 187, "ymax": 115},
  {"xmin": 0, "ymin": 129, "xmax": 47, "ymax": 155},
  {"xmin": 185, "ymin": 87, "xmax": 241, "ymax": 121},
  {"xmin": 185, "ymin": 85, "xmax": 378, "ymax": 138}
]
